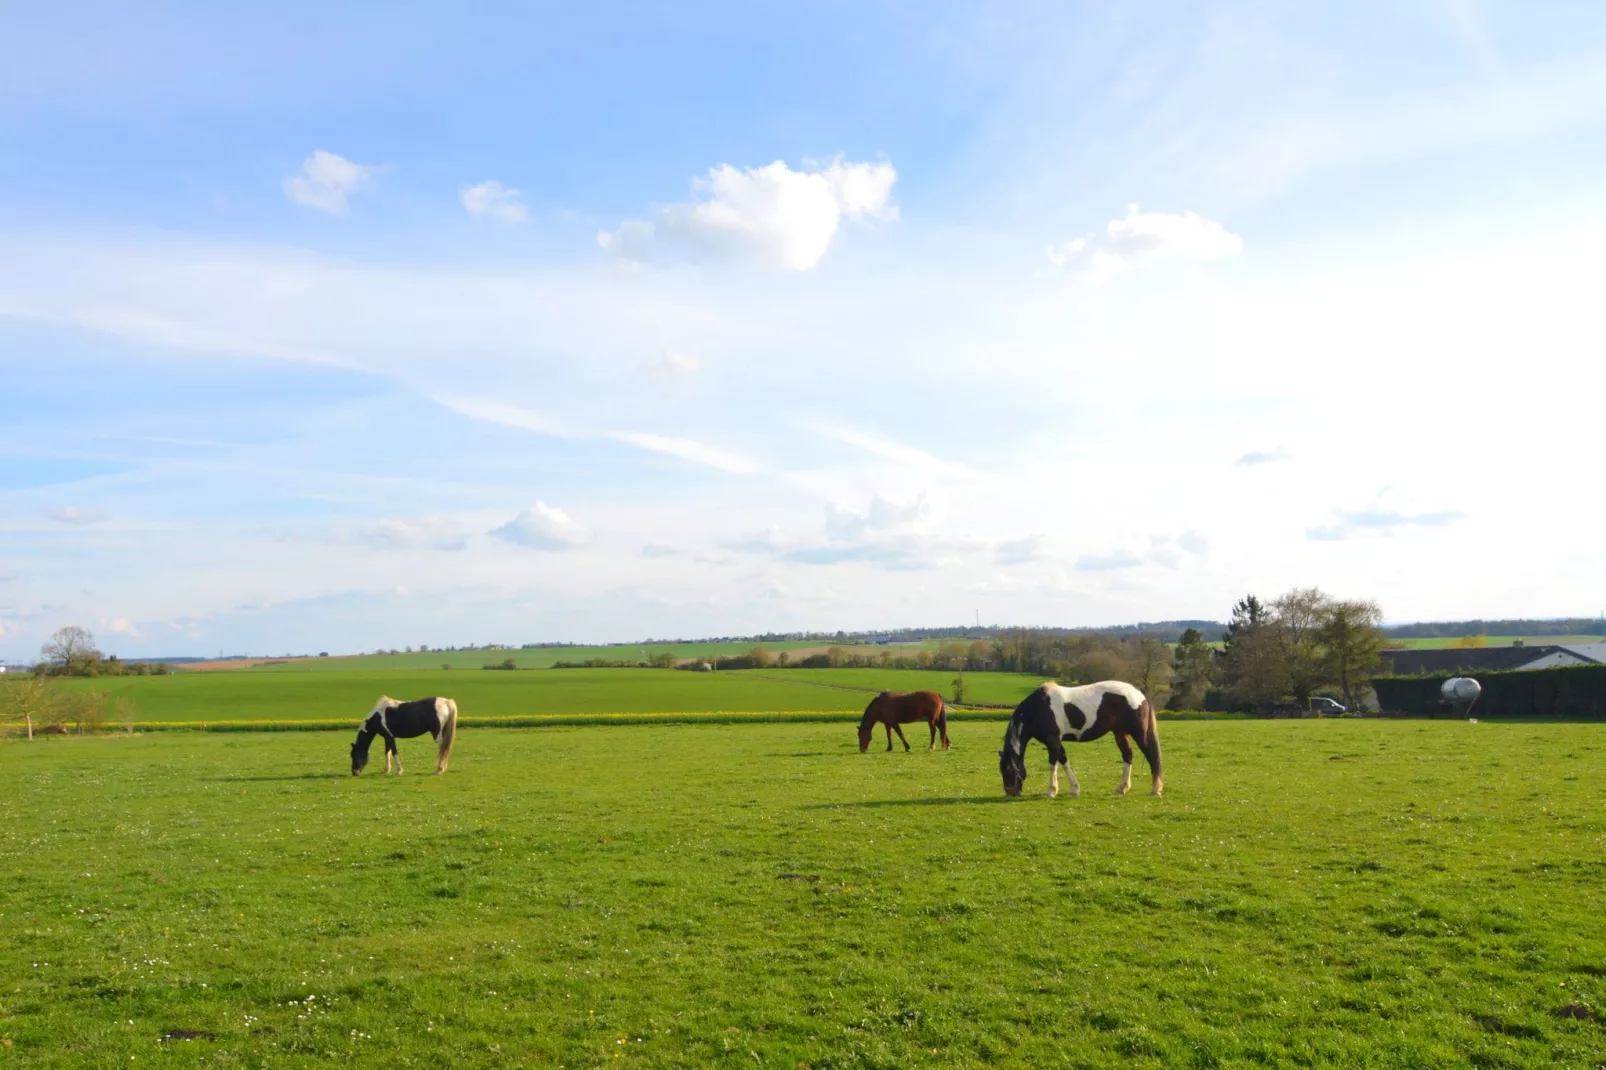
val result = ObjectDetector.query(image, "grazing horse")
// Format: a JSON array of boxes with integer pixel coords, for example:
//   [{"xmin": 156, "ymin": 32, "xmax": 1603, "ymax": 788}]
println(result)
[
  {"xmin": 350, "ymin": 696, "xmax": 458, "ymax": 776},
  {"xmin": 998, "ymin": 681, "xmax": 1162, "ymax": 798},
  {"xmin": 858, "ymin": 690, "xmax": 949, "ymax": 752}
]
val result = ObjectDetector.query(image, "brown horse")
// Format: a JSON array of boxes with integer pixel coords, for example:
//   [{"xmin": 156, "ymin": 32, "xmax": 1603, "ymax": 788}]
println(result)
[{"xmin": 858, "ymin": 690, "xmax": 950, "ymax": 752}]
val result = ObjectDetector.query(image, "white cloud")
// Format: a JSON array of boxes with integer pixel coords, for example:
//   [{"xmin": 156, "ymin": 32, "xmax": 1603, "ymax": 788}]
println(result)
[
  {"xmin": 436, "ymin": 396, "xmax": 568, "ymax": 436},
  {"xmin": 995, "ymin": 536, "xmax": 1048, "ymax": 566},
  {"xmin": 648, "ymin": 351, "xmax": 702, "ymax": 377},
  {"xmin": 461, "ymin": 180, "xmax": 529, "ymax": 224},
  {"xmin": 1308, "ymin": 506, "xmax": 1465, "ymax": 542},
  {"xmin": 106, "ymin": 616, "xmax": 139, "ymax": 637},
  {"xmin": 1047, "ymin": 204, "xmax": 1242, "ymax": 278},
  {"xmin": 47, "ymin": 506, "xmax": 110, "ymax": 525},
  {"xmin": 283, "ymin": 150, "xmax": 371, "ymax": 215},
  {"xmin": 640, "ymin": 544, "xmax": 682, "ymax": 558},
  {"xmin": 489, "ymin": 502, "xmax": 590, "ymax": 551},
  {"xmin": 603, "ymin": 430, "xmax": 759, "ymax": 476},
  {"xmin": 1235, "ymin": 444, "xmax": 1292, "ymax": 466},
  {"xmin": 801, "ymin": 421, "xmax": 966, "ymax": 475},
  {"xmin": 598, "ymin": 158, "xmax": 898, "ymax": 270},
  {"xmin": 356, "ymin": 517, "xmax": 468, "ymax": 552}
]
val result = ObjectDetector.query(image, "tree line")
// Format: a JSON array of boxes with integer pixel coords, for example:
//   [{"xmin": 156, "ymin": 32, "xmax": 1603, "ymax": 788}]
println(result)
[{"xmin": 21, "ymin": 626, "xmax": 173, "ymax": 678}]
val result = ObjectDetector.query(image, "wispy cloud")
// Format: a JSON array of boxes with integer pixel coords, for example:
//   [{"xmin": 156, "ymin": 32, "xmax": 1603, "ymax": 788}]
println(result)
[
  {"xmin": 603, "ymin": 431, "xmax": 759, "ymax": 476},
  {"xmin": 1075, "ymin": 549, "xmax": 1145, "ymax": 572},
  {"xmin": 1235, "ymin": 444, "xmax": 1292, "ymax": 466},
  {"xmin": 1308, "ymin": 507, "xmax": 1465, "ymax": 541},
  {"xmin": 354, "ymin": 516, "xmax": 468, "ymax": 552},
  {"xmin": 461, "ymin": 180, "xmax": 529, "ymax": 224},
  {"xmin": 46, "ymin": 506, "xmax": 110, "ymax": 525},
  {"xmin": 435, "ymin": 396, "xmax": 568, "ymax": 436},
  {"xmin": 801, "ymin": 421, "xmax": 965, "ymax": 474},
  {"xmin": 995, "ymin": 536, "xmax": 1048, "ymax": 565},
  {"xmin": 1047, "ymin": 204, "xmax": 1242, "ymax": 279},
  {"xmin": 599, "ymin": 157, "xmax": 897, "ymax": 270},
  {"xmin": 489, "ymin": 502, "xmax": 590, "ymax": 550},
  {"xmin": 640, "ymin": 544, "xmax": 682, "ymax": 558},
  {"xmin": 647, "ymin": 351, "xmax": 702, "ymax": 377},
  {"xmin": 283, "ymin": 150, "xmax": 371, "ymax": 215}
]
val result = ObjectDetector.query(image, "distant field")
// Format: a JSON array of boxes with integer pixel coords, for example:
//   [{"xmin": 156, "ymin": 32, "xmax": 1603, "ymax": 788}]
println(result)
[
  {"xmin": 727, "ymin": 667, "xmax": 1047, "ymax": 707},
  {"xmin": 1385, "ymin": 635, "xmax": 1604, "ymax": 650},
  {"xmin": 201, "ymin": 640, "xmax": 837, "ymax": 673},
  {"xmin": 3, "ymin": 720, "xmax": 1604, "ymax": 1065},
  {"xmin": 61, "ymin": 666, "xmax": 1052, "ymax": 728}
]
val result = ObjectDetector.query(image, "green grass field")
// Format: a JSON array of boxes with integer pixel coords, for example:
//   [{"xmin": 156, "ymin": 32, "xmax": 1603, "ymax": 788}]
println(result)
[
  {"xmin": 225, "ymin": 641, "xmax": 838, "ymax": 673},
  {"xmin": 3, "ymin": 720, "xmax": 1604, "ymax": 1067},
  {"xmin": 59, "ymin": 667, "xmax": 1051, "ymax": 727},
  {"xmin": 1385, "ymin": 636, "xmax": 1604, "ymax": 650}
]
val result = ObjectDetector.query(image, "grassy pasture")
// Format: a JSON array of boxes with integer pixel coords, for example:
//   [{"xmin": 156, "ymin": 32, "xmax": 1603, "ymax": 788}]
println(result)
[
  {"xmin": 3, "ymin": 721, "xmax": 1605, "ymax": 1067},
  {"xmin": 56, "ymin": 667, "xmax": 1051, "ymax": 728},
  {"xmin": 1385, "ymin": 636, "xmax": 1604, "ymax": 650}
]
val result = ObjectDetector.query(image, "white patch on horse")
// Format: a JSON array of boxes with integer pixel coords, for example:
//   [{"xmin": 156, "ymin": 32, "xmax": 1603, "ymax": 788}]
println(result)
[
  {"xmin": 1046, "ymin": 763, "xmax": 1059, "ymax": 798},
  {"xmin": 1063, "ymin": 764, "xmax": 1080, "ymax": 797},
  {"xmin": 1043, "ymin": 681, "xmax": 1143, "ymax": 739},
  {"xmin": 1117, "ymin": 760, "xmax": 1133, "ymax": 795}
]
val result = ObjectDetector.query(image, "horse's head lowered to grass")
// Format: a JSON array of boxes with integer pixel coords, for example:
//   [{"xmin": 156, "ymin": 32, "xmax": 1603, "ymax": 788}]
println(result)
[
  {"xmin": 998, "ymin": 735, "xmax": 1026, "ymax": 796},
  {"xmin": 350, "ymin": 730, "xmax": 375, "ymax": 775}
]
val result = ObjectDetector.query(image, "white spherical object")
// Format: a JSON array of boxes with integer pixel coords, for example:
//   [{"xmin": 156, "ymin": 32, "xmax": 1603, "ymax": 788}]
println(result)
[{"xmin": 1441, "ymin": 677, "xmax": 1481, "ymax": 702}]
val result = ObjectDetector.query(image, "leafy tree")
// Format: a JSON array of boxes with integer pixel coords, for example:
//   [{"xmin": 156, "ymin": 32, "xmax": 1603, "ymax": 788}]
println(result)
[
  {"xmin": 1452, "ymin": 633, "xmax": 1487, "ymax": 649},
  {"xmin": 41, "ymin": 626, "xmax": 101, "ymax": 677},
  {"xmin": 1272, "ymin": 587, "xmax": 1333, "ymax": 708},
  {"xmin": 1220, "ymin": 595, "xmax": 1287, "ymax": 709},
  {"xmin": 1, "ymin": 676, "xmax": 58, "ymax": 740},
  {"xmin": 951, "ymin": 674, "xmax": 967, "ymax": 705},
  {"xmin": 1320, "ymin": 599, "xmax": 1386, "ymax": 708},
  {"xmin": 747, "ymin": 646, "xmax": 773, "ymax": 668},
  {"xmin": 1171, "ymin": 627, "xmax": 1217, "ymax": 709},
  {"xmin": 1131, "ymin": 637, "xmax": 1172, "ymax": 704},
  {"xmin": 649, "ymin": 650, "xmax": 679, "ymax": 669}
]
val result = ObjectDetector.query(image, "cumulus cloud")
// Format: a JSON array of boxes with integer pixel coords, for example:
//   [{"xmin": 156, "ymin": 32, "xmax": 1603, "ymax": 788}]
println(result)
[
  {"xmin": 647, "ymin": 351, "xmax": 702, "ymax": 377},
  {"xmin": 47, "ymin": 506, "xmax": 110, "ymax": 524},
  {"xmin": 356, "ymin": 516, "xmax": 468, "ymax": 552},
  {"xmin": 489, "ymin": 502, "xmax": 590, "ymax": 550},
  {"xmin": 598, "ymin": 158, "xmax": 898, "ymax": 270},
  {"xmin": 283, "ymin": 150, "xmax": 372, "ymax": 215},
  {"xmin": 461, "ymin": 180, "xmax": 529, "ymax": 224},
  {"xmin": 1048, "ymin": 204, "xmax": 1242, "ymax": 278},
  {"xmin": 106, "ymin": 616, "xmax": 139, "ymax": 638},
  {"xmin": 1308, "ymin": 506, "xmax": 1465, "ymax": 541}
]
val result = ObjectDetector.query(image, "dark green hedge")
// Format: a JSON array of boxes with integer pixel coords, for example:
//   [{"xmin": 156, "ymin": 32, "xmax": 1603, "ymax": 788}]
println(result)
[{"xmin": 1372, "ymin": 663, "xmax": 1606, "ymax": 719}]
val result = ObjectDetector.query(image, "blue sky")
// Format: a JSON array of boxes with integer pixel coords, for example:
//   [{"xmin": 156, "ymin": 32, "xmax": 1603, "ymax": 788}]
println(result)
[{"xmin": 4, "ymin": 2, "xmax": 1606, "ymax": 658}]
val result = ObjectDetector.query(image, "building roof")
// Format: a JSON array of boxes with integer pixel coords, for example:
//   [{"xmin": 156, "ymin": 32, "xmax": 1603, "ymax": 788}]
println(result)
[
  {"xmin": 1378, "ymin": 645, "xmax": 1566, "ymax": 675},
  {"xmin": 1556, "ymin": 643, "xmax": 1606, "ymax": 665}
]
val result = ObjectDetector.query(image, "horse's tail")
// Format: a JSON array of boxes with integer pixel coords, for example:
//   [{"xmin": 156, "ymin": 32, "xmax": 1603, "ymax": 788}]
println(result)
[
  {"xmin": 435, "ymin": 698, "xmax": 458, "ymax": 774},
  {"xmin": 936, "ymin": 697, "xmax": 950, "ymax": 748},
  {"xmin": 1139, "ymin": 698, "xmax": 1163, "ymax": 794}
]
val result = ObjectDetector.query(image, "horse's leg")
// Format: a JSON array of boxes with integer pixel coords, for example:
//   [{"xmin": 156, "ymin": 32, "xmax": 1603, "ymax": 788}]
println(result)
[
  {"xmin": 1062, "ymin": 759, "xmax": 1081, "ymax": 797},
  {"xmin": 383, "ymin": 731, "xmax": 403, "ymax": 776},
  {"xmin": 1114, "ymin": 733, "xmax": 1134, "ymax": 796},
  {"xmin": 928, "ymin": 717, "xmax": 937, "ymax": 751},
  {"xmin": 893, "ymin": 723, "xmax": 911, "ymax": 752},
  {"xmin": 885, "ymin": 723, "xmax": 894, "ymax": 752},
  {"xmin": 1045, "ymin": 739, "xmax": 1068, "ymax": 798}
]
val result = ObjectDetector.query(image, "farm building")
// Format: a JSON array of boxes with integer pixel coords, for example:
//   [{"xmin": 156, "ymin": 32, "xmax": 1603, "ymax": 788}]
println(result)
[{"xmin": 1378, "ymin": 643, "xmax": 1606, "ymax": 676}]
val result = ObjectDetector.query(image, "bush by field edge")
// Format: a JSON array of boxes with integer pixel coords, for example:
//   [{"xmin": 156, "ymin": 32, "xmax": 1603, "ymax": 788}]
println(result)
[{"xmin": 4, "ymin": 707, "xmax": 1237, "ymax": 735}]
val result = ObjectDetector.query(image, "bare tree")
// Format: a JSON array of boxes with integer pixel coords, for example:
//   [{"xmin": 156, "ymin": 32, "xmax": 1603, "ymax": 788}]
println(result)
[
  {"xmin": 41, "ymin": 626, "xmax": 101, "ymax": 677},
  {"xmin": 1320, "ymin": 599, "xmax": 1385, "ymax": 708}
]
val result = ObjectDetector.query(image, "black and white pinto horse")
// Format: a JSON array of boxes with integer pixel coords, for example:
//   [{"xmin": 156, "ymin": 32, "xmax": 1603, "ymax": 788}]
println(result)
[
  {"xmin": 350, "ymin": 696, "xmax": 458, "ymax": 776},
  {"xmin": 998, "ymin": 681, "xmax": 1163, "ymax": 798}
]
